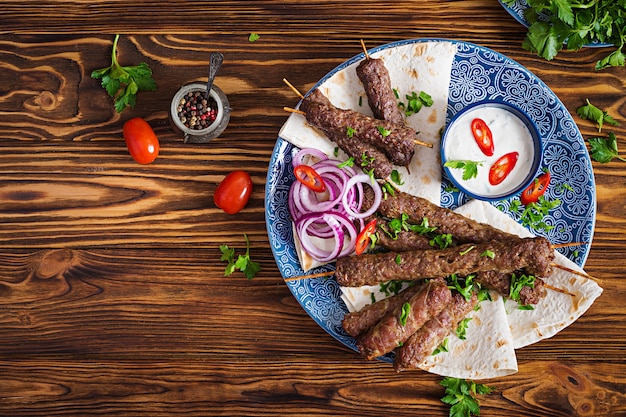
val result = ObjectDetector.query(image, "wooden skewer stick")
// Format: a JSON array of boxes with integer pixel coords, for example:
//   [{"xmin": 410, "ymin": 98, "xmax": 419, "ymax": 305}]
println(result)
[
  {"xmin": 283, "ymin": 78, "xmax": 304, "ymax": 99},
  {"xmin": 553, "ymin": 241, "xmax": 588, "ymax": 249},
  {"xmin": 544, "ymin": 283, "xmax": 576, "ymax": 297},
  {"xmin": 284, "ymin": 106, "xmax": 306, "ymax": 115},
  {"xmin": 360, "ymin": 39, "xmax": 370, "ymax": 60},
  {"xmin": 284, "ymin": 270, "xmax": 334, "ymax": 282},
  {"xmin": 551, "ymin": 263, "xmax": 599, "ymax": 282}
]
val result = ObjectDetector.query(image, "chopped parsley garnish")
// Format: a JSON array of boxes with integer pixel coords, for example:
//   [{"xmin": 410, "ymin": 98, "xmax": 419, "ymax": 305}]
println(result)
[
  {"xmin": 446, "ymin": 274, "xmax": 478, "ymax": 302},
  {"xmin": 379, "ymin": 280, "xmax": 408, "ymax": 297},
  {"xmin": 509, "ymin": 196, "xmax": 561, "ymax": 232},
  {"xmin": 430, "ymin": 233, "xmax": 453, "ymax": 249},
  {"xmin": 338, "ymin": 157, "xmax": 355, "ymax": 168},
  {"xmin": 459, "ymin": 245, "xmax": 475, "ymax": 256},
  {"xmin": 399, "ymin": 302, "xmax": 411, "ymax": 326},
  {"xmin": 248, "ymin": 33, "xmax": 260, "ymax": 42},
  {"xmin": 440, "ymin": 377, "xmax": 495, "ymax": 417},
  {"xmin": 383, "ymin": 214, "xmax": 437, "ymax": 240},
  {"xmin": 360, "ymin": 152, "xmax": 375, "ymax": 167},
  {"xmin": 390, "ymin": 169, "xmax": 404, "ymax": 185},
  {"xmin": 444, "ymin": 160, "xmax": 483, "ymax": 181},
  {"xmin": 346, "ymin": 126, "xmax": 356, "ymax": 138},
  {"xmin": 456, "ymin": 317, "xmax": 472, "ymax": 340},
  {"xmin": 397, "ymin": 90, "xmax": 434, "ymax": 116},
  {"xmin": 509, "ymin": 273, "xmax": 536, "ymax": 303},
  {"xmin": 395, "ymin": 254, "xmax": 402, "ymax": 265},
  {"xmin": 480, "ymin": 250, "xmax": 495, "ymax": 259},
  {"xmin": 376, "ymin": 126, "xmax": 392, "ymax": 137},
  {"xmin": 432, "ymin": 338, "xmax": 449, "ymax": 355}
]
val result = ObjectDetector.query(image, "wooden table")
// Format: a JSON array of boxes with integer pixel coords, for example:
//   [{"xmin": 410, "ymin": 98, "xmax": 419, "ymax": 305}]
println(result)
[{"xmin": 1, "ymin": 2, "xmax": 625, "ymax": 416}]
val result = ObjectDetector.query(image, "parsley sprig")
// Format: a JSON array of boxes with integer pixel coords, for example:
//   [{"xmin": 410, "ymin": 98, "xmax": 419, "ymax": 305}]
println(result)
[
  {"xmin": 91, "ymin": 34, "xmax": 157, "ymax": 113},
  {"xmin": 440, "ymin": 377, "xmax": 494, "ymax": 417},
  {"xmin": 576, "ymin": 100, "xmax": 625, "ymax": 163},
  {"xmin": 502, "ymin": 0, "xmax": 626, "ymax": 69},
  {"xmin": 444, "ymin": 160, "xmax": 483, "ymax": 181},
  {"xmin": 219, "ymin": 234, "xmax": 261, "ymax": 279}
]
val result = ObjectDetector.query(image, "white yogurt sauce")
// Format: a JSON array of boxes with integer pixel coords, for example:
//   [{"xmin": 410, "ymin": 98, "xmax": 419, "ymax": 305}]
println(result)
[{"xmin": 443, "ymin": 105, "xmax": 536, "ymax": 197}]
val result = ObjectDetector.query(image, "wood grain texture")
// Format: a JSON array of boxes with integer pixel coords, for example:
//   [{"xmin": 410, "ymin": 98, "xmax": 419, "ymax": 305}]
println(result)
[{"xmin": 0, "ymin": 1, "xmax": 625, "ymax": 416}]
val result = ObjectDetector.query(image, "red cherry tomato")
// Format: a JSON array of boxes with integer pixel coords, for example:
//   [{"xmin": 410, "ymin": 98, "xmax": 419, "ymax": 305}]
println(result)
[
  {"xmin": 471, "ymin": 118, "xmax": 494, "ymax": 157},
  {"xmin": 489, "ymin": 152, "xmax": 519, "ymax": 186},
  {"xmin": 214, "ymin": 171, "xmax": 253, "ymax": 214},
  {"xmin": 520, "ymin": 170, "xmax": 551, "ymax": 205},
  {"xmin": 355, "ymin": 219, "xmax": 377, "ymax": 255},
  {"xmin": 294, "ymin": 164, "xmax": 326, "ymax": 193},
  {"xmin": 122, "ymin": 117, "xmax": 160, "ymax": 164}
]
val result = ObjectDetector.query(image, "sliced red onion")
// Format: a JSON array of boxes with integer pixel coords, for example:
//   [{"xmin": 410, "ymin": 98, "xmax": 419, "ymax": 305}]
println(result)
[
  {"xmin": 341, "ymin": 174, "xmax": 382, "ymax": 219},
  {"xmin": 292, "ymin": 148, "xmax": 329, "ymax": 168}
]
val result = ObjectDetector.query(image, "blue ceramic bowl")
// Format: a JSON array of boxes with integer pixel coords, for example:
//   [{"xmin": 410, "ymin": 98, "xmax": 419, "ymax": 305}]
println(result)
[{"xmin": 441, "ymin": 100, "xmax": 543, "ymax": 201}]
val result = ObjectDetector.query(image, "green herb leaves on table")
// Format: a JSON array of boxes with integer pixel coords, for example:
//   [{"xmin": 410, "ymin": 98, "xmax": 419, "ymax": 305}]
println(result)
[
  {"xmin": 220, "ymin": 234, "xmax": 261, "ymax": 280},
  {"xmin": 440, "ymin": 377, "xmax": 494, "ymax": 417},
  {"xmin": 91, "ymin": 34, "xmax": 157, "ymax": 113},
  {"xmin": 577, "ymin": 100, "xmax": 625, "ymax": 163},
  {"xmin": 501, "ymin": 0, "xmax": 626, "ymax": 69}
]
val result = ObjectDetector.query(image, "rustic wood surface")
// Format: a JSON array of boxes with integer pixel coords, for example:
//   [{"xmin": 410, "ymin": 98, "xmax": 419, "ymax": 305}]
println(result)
[{"xmin": 0, "ymin": 1, "xmax": 625, "ymax": 416}]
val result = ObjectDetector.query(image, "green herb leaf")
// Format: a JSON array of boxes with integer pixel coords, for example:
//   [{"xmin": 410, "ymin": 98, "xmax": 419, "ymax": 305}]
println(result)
[
  {"xmin": 338, "ymin": 156, "xmax": 355, "ymax": 168},
  {"xmin": 456, "ymin": 317, "xmax": 472, "ymax": 340},
  {"xmin": 220, "ymin": 234, "xmax": 261, "ymax": 279},
  {"xmin": 430, "ymin": 233, "xmax": 453, "ymax": 249},
  {"xmin": 509, "ymin": 273, "xmax": 536, "ymax": 303},
  {"xmin": 444, "ymin": 160, "xmax": 483, "ymax": 181},
  {"xmin": 577, "ymin": 99, "xmax": 620, "ymax": 132},
  {"xmin": 399, "ymin": 302, "xmax": 411, "ymax": 326},
  {"xmin": 440, "ymin": 377, "xmax": 495, "ymax": 417},
  {"xmin": 376, "ymin": 126, "xmax": 392, "ymax": 137},
  {"xmin": 390, "ymin": 169, "xmax": 404, "ymax": 185},
  {"xmin": 346, "ymin": 126, "xmax": 356, "ymax": 138},
  {"xmin": 588, "ymin": 133, "xmax": 626, "ymax": 163},
  {"xmin": 91, "ymin": 35, "xmax": 157, "ymax": 113},
  {"xmin": 248, "ymin": 33, "xmax": 260, "ymax": 42},
  {"xmin": 459, "ymin": 245, "xmax": 475, "ymax": 256},
  {"xmin": 480, "ymin": 250, "xmax": 495, "ymax": 259},
  {"xmin": 432, "ymin": 338, "xmax": 449, "ymax": 355}
]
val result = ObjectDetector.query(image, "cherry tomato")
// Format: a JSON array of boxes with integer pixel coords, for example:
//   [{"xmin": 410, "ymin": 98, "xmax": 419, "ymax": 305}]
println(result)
[
  {"xmin": 520, "ymin": 170, "xmax": 551, "ymax": 205},
  {"xmin": 122, "ymin": 117, "xmax": 160, "ymax": 164},
  {"xmin": 355, "ymin": 219, "xmax": 377, "ymax": 255},
  {"xmin": 488, "ymin": 152, "xmax": 519, "ymax": 186},
  {"xmin": 471, "ymin": 118, "xmax": 494, "ymax": 157},
  {"xmin": 294, "ymin": 164, "xmax": 326, "ymax": 193},
  {"xmin": 214, "ymin": 171, "xmax": 253, "ymax": 214}
]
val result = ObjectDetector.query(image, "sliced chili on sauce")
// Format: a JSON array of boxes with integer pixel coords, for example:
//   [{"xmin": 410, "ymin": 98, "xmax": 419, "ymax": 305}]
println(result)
[
  {"xmin": 488, "ymin": 151, "xmax": 519, "ymax": 186},
  {"xmin": 294, "ymin": 164, "xmax": 326, "ymax": 193},
  {"xmin": 520, "ymin": 170, "xmax": 551, "ymax": 205},
  {"xmin": 355, "ymin": 219, "xmax": 377, "ymax": 255},
  {"xmin": 471, "ymin": 118, "xmax": 494, "ymax": 157}
]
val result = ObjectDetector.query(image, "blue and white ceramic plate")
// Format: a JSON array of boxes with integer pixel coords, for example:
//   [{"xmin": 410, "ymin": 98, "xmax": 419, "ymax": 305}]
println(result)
[
  {"xmin": 265, "ymin": 39, "xmax": 596, "ymax": 360},
  {"xmin": 499, "ymin": 0, "xmax": 610, "ymax": 47}
]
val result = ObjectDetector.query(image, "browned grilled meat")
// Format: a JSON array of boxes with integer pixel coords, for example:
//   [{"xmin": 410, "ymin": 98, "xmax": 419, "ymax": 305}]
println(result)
[
  {"xmin": 335, "ymin": 237, "xmax": 554, "ymax": 287},
  {"xmin": 327, "ymin": 129, "xmax": 393, "ymax": 179},
  {"xmin": 363, "ymin": 188, "xmax": 516, "ymax": 244},
  {"xmin": 356, "ymin": 57, "xmax": 405, "ymax": 125},
  {"xmin": 394, "ymin": 292, "xmax": 479, "ymax": 371},
  {"xmin": 300, "ymin": 89, "xmax": 416, "ymax": 167},
  {"xmin": 356, "ymin": 278, "xmax": 451, "ymax": 360},
  {"xmin": 342, "ymin": 283, "xmax": 424, "ymax": 338},
  {"xmin": 476, "ymin": 270, "xmax": 546, "ymax": 305},
  {"xmin": 373, "ymin": 217, "xmax": 435, "ymax": 252}
]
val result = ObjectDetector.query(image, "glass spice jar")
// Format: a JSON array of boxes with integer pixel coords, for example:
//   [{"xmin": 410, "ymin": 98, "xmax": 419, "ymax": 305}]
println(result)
[{"xmin": 170, "ymin": 82, "xmax": 230, "ymax": 143}]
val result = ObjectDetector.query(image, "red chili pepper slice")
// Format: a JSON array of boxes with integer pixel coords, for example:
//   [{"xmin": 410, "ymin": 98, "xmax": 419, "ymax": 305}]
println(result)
[
  {"xmin": 471, "ymin": 118, "xmax": 494, "ymax": 157},
  {"xmin": 355, "ymin": 219, "xmax": 377, "ymax": 255},
  {"xmin": 294, "ymin": 164, "xmax": 326, "ymax": 193},
  {"xmin": 489, "ymin": 151, "xmax": 519, "ymax": 186},
  {"xmin": 520, "ymin": 170, "xmax": 551, "ymax": 205}
]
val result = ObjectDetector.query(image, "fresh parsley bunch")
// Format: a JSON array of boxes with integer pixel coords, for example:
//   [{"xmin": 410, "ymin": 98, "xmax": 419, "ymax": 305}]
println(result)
[
  {"xmin": 502, "ymin": 0, "xmax": 626, "ymax": 69},
  {"xmin": 440, "ymin": 377, "xmax": 494, "ymax": 417},
  {"xmin": 91, "ymin": 34, "xmax": 157, "ymax": 113},
  {"xmin": 220, "ymin": 234, "xmax": 261, "ymax": 280}
]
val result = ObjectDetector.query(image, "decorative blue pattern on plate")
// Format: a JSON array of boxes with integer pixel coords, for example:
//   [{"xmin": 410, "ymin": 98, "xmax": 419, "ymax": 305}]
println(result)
[
  {"xmin": 498, "ymin": 0, "xmax": 610, "ymax": 47},
  {"xmin": 265, "ymin": 39, "xmax": 596, "ymax": 359}
]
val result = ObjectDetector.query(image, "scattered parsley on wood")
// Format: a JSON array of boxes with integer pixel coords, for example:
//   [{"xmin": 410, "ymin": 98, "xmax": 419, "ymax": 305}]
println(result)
[
  {"xmin": 444, "ymin": 160, "xmax": 483, "ymax": 181},
  {"xmin": 219, "ymin": 234, "xmax": 261, "ymax": 279},
  {"xmin": 91, "ymin": 34, "xmax": 157, "ymax": 113},
  {"xmin": 588, "ymin": 133, "xmax": 626, "ymax": 163},
  {"xmin": 576, "ymin": 99, "xmax": 620, "ymax": 132},
  {"xmin": 502, "ymin": 0, "xmax": 626, "ymax": 69},
  {"xmin": 440, "ymin": 377, "xmax": 494, "ymax": 417},
  {"xmin": 248, "ymin": 33, "xmax": 260, "ymax": 42}
]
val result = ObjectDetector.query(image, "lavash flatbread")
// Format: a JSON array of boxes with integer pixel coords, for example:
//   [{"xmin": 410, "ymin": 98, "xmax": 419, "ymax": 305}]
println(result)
[{"xmin": 280, "ymin": 41, "xmax": 457, "ymax": 205}]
